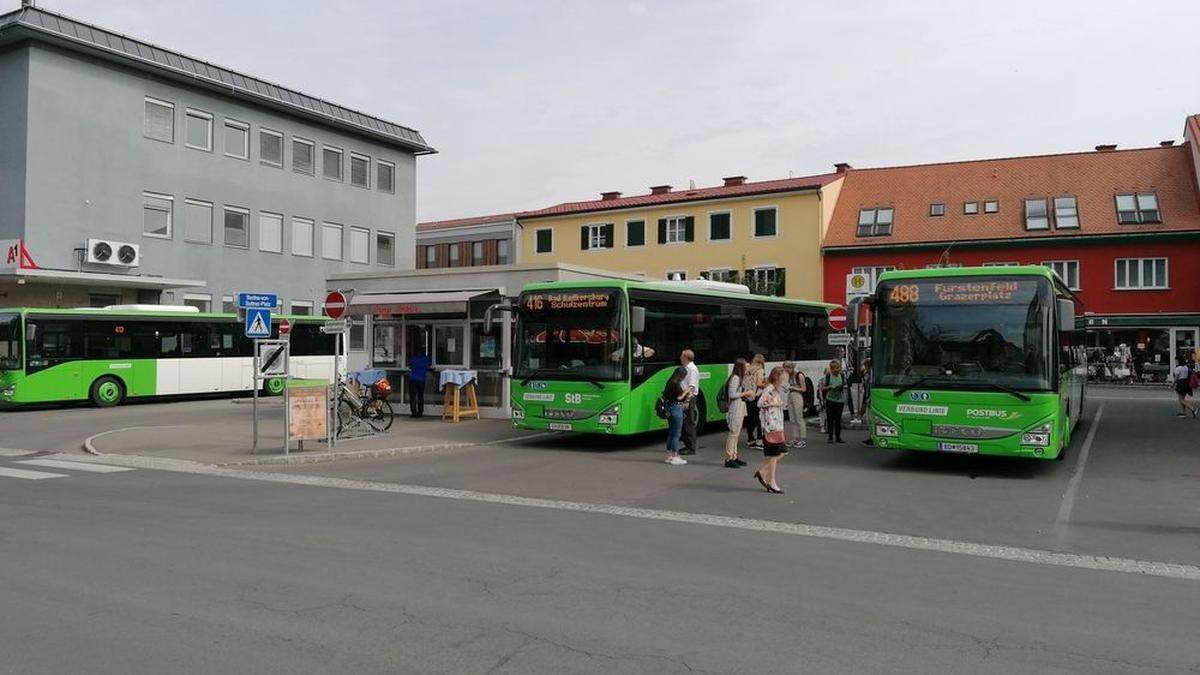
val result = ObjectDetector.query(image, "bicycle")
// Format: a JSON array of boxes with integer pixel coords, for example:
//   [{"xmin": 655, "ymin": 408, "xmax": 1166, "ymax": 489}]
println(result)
[{"xmin": 335, "ymin": 377, "xmax": 394, "ymax": 436}]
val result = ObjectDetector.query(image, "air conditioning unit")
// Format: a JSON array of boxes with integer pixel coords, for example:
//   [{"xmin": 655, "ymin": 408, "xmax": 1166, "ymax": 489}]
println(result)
[{"xmin": 86, "ymin": 238, "xmax": 140, "ymax": 267}]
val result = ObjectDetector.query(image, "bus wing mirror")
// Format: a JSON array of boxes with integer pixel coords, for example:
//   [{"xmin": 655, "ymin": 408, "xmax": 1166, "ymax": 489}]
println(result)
[
  {"xmin": 484, "ymin": 302, "xmax": 516, "ymax": 333},
  {"xmin": 1058, "ymin": 299, "xmax": 1076, "ymax": 332},
  {"xmin": 631, "ymin": 306, "xmax": 646, "ymax": 333}
]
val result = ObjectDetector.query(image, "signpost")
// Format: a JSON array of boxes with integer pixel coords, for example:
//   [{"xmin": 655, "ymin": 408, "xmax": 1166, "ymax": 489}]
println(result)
[
  {"xmin": 323, "ymin": 290, "xmax": 350, "ymax": 449},
  {"xmin": 845, "ymin": 272, "xmax": 872, "ymax": 302},
  {"xmin": 239, "ymin": 292, "xmax": 283, "ymax": 453},
  {"xmin": 323, "ymin": 290, "xmax": 348, "ymax": 319},
  {"xmin": 238, "ymin": 292, "xmax": 278, "ymax": 310},
  {"xmin": 244, "ymin": 308, "xmax": 272, "ymax": 339}
]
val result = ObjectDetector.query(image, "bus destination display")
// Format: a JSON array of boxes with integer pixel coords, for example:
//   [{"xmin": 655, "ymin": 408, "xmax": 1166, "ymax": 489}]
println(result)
[
  {"xmin": 887, "ymin": 280, "xmax": 1029, "ymax": 306},
  {"xmin": 523, "ymin": 291, "xmax": 614, "ymax": 312}
]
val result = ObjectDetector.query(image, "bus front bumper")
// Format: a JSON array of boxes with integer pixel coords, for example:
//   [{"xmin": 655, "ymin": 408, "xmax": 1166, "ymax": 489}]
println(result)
[{"xmin": 871, "ymin": 419, "xmax": 1060, "ymax": 459}]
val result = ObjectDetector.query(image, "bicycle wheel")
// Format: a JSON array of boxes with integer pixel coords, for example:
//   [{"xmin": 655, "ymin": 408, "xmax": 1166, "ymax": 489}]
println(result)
[
  {"xmin": 366, "ymin": 399, "xmax": 394, "ymax": 432},
  {"xmin": 336, "ymin": 396, "xmax": 356, "ymax": 434}
]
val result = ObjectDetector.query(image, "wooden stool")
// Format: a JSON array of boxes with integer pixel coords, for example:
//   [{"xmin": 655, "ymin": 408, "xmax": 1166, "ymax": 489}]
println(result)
[{"xmin": 441, "ymin": 382, "xmax": 480, "ymax": 422}]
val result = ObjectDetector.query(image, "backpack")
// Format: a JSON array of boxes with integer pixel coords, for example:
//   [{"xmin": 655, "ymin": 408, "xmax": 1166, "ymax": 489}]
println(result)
[{"xmin": 717, "ymin": 374, "xmax": 732, "ymax": 413}]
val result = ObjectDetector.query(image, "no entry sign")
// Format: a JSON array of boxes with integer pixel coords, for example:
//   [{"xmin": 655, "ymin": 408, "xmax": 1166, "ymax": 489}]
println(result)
[
  {"xmin": 279, "ymin": 318, "xmax": 292, "ymax": 336},
  {"xmin": 828, "ymin": 307, "xmax": 847, "ymax": 331},
  {"xmin": 323, "ymin": 291, "xmax": 348, "ymax": 319}
]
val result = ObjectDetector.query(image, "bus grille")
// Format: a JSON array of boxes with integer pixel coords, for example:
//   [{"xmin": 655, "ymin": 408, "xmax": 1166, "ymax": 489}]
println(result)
[
  {"xmin": 542, "ymin": 408, "xmax": 592, "ymax": 421},
  {"xmin": 930, "ymin": 425, "xmax": 1015, "ymax": 440}
]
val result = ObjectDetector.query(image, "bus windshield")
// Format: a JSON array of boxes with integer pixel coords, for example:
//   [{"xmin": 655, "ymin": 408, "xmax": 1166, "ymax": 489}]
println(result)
[
  {"xmin": 875, "ymin": 277, "xmax": 1054, "ymax": 391},
  {"xmin": 515, "ymin": 289, "xmax": 626, "ymax": 381},
  {"xmin": 0, "ymin": 313, "xmax": 20, "ymax": 370}
]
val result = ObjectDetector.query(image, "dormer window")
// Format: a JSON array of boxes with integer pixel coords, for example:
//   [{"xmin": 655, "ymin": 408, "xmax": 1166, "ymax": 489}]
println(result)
[
  {"xmin": 963, "ymin": 202, "xmax": 979, "ymax": 215},
  {"xmin": 983, "ymin": 200, "xmax": 999, "ymax": 214},
  {"xmin": 857, "ymin": 207, "xmax": 893, "ymax": 237},
  {"xmin": 929, "ymin": 203, "xmax": 945, "ymax": 217},
  {"xmin": 1115, "ymin": 193, "xmax": 1160, "ymax": 224}
]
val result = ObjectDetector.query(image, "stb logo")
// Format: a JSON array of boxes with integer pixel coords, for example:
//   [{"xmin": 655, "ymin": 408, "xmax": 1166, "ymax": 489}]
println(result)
[
  {"xmin": 529, "ymin": 381, "xmax": 548, "ymax": 390},
  {"xmin": 908, "ymin": 391, "xmax": 931, "ymax": 401}
]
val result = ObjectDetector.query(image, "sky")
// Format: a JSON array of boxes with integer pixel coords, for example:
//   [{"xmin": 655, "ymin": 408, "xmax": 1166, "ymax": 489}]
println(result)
[{"xmin": 41, "ymin": 0, "xmax": 1200, "ymax": 222}]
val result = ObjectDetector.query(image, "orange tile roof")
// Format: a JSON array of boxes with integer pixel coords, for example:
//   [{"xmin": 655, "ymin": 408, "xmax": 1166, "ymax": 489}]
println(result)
[
  {"xmin": 824, "ymin": 145, "xmax": 1200, "ymax": 249},
  {"xmin": 417, "ymin": 213, "xmax": 516, "ymax": 232},
  {"xmin": 518, "ymin": 172, "xmax": 844, "ymax": 219}
]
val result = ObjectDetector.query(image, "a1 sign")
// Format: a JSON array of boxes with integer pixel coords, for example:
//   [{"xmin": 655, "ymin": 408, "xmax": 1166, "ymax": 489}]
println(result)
[
  {"xmin": 279, "ymin": 318, "xmax": 292, "ymax": 336},
  {"xmin": 324, "ymin": 291, "xmax": 348, "ymax": 319},
  {"xmin": 828, "ymin": 307, "xmax": 847, "ymax": 331}
]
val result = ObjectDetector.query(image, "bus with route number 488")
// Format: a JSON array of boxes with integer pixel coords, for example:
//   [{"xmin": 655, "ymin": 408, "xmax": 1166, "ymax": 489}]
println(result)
[{"xmin": 849, "ymin": 265, "xmax": 1086, "ymax": 460}]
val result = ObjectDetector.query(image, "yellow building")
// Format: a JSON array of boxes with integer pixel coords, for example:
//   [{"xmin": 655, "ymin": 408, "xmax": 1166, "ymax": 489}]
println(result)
[{"xmin": 516, "ymin": 169, "xmax": 846, "ymax": 300}]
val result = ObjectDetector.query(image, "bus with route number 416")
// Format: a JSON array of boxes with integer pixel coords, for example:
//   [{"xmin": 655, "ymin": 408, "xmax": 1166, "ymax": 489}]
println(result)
[
  {"xmin": 0, "ymin": 306, "xmax": 337, "ymax": 407},
  {"xmin": 849, "ymin": 265, "xmax": 1086, "ymax": 460},
  {"xmin": 502, "ymin": 279, "xmax": 837, "ymax": 435}
]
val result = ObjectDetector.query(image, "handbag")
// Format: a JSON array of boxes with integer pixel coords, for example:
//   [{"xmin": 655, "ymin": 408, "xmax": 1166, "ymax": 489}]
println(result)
[
  {"xmin": 764, "ymin": 429, "xmax": 786, "ymax": 445},
  {"xmin": 717, "ymin": 375, "xmax": 732, "ymax": 413},
  {"xmin": 655, "ymin": 396, "xmax": 669, "ymax": 420}
]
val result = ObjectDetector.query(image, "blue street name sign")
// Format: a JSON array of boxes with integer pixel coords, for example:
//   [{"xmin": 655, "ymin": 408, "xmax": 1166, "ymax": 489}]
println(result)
[
  {"xmin": 238, "ymin": 292, "xmax": 278, "ymax": 309},
  {"xmin": 244, "ymin": 307, "xmax": 272, "ymax": 338}
]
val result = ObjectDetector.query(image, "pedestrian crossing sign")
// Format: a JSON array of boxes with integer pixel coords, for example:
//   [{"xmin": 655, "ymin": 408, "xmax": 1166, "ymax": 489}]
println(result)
[{"xmin": 245, "ymin": 307, "xmax": 272, "ymax": 338}]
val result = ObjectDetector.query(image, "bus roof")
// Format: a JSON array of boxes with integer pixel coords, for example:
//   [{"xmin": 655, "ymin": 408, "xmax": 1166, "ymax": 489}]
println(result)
[
  {"xmin": 877, "ymin": 265, "xmax": 1057, "ymax": 282},
  {"xmin": 518, "ymin": 279, "xmax": 836, "ymax": 310},
  {"xmin": 0, "ymin": 307, "xmax": 327, "ymax": 321}
]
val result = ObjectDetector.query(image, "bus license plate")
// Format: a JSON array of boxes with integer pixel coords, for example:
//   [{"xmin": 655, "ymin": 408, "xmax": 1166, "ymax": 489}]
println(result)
[
  {"xmin": 548, "ymin": 422, "xmax": 573, "ymax": 431},
  {"xmin": 938, "ymin": 442, "xmax": 978, "ymax": 454}
]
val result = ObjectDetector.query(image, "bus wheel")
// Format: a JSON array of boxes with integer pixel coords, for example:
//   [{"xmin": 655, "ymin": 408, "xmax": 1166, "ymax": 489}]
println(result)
[
  {"xmin": 691, "ymin": 396, "xmax": 707, "ymax": 432},
  {"xmin": 90, "ymin": 376, "xmax": 125, "ymax": 408}
]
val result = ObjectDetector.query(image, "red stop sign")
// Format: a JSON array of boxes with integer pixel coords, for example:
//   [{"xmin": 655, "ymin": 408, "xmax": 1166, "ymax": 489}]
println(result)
[
  {"xmin": 828, "ymin": 307, "xmax": 847, "ymax": 331},
  {"xmin": 324, "ymin": 291, "xmax": 347, "ymax": 319},
  {"xmin": 279, "ymin": 318, "xmax": 291, "ymax": 336}
]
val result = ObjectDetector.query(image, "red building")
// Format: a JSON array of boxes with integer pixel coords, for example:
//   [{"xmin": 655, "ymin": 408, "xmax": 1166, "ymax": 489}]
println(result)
[{"xmin": 822, "ymin": 116, "xmax": 1200, "ymax": 382}]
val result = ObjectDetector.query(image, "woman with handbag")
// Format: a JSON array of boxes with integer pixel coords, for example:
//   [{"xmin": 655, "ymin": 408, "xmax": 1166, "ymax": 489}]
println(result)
[
  {"xmin": 743, "ymin": 353, "xmax": 766, "ymax": 449},
  {"xmin": 662, "ymin": 366, "xmax": 690, "ymax": 465},
  {"xmin": 723, "ymin": 358, "xmax": 752, "ymax": 468},
  {"xmin": 754, "ymin": 366, "xmax": 789, "ymax": 494}
]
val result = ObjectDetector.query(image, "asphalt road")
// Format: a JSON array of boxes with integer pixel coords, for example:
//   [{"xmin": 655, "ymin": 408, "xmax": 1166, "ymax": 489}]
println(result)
[{"xmin": 0, "ymin": 387, "xmax": 1198, "ymax": 672}]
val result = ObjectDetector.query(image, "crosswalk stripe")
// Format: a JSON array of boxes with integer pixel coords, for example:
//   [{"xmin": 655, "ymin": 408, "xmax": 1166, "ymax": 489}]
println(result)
[
  {"xmin": 0, "ymin": 448, "xmax": 38, "ymax": 457},
  {"xmin": 16, "ymin": 459, "xmax": 136, "ymax": 474},
  {"xmin": 0, "ymin": 466, "xmax": 68, "ymax": 480}
]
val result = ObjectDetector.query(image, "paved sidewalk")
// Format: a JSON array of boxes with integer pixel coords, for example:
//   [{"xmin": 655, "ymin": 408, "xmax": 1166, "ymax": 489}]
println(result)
[{"xmin": 85, "ymin": 404, "xmax": 547, "ymax": 465}]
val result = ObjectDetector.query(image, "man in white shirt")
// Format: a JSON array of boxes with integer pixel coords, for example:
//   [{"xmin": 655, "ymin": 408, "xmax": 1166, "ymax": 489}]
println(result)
[{"xmin": 680, "ymin": 349, "xmax": 700, "ymax": 455}]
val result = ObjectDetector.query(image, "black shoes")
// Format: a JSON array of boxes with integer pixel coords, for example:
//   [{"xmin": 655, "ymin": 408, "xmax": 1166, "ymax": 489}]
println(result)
[
  {"xmin": 753, "ymin": 471, "xmax": 767, "ymax": 489},
  {"xmin": 733, "ymin": 458, "xmax": 747, "ymax": 466},
  {"xmin": 680, "ymin": 448, "xmax": 696, "ymax": 455},
  {"xmin": 767, "ymin": 486, "xmax": 784, "ymax": 494},
  {"xmin": 724, "ymin": 459, "xmax": 741, "ymax": 468}
]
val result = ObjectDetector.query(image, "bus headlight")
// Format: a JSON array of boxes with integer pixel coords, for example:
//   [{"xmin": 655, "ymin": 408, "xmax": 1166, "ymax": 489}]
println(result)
[
  {"xmin": 1021, "ymin": 422, "xmax": 1052, "ymax": 447},
  {"xmin": 598, "ymin": 405, "xmax": 619, "ymax": 426},
  {"xmin": 874, "ymin": 424, "xmax": 899, "ymax": 438},
  {"xmin": 1, "ymin": 385, "xmax": 13, "ymax": 398}
]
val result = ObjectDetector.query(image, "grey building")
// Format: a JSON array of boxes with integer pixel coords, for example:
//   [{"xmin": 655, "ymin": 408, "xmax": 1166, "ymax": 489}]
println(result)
[
  {"xmin": 0, "ymin": 3, "xmax": 433, "ymax": 313},
  {"xmin": 415, "ymin": 213, "xmax": 518, "ymax": 270}
]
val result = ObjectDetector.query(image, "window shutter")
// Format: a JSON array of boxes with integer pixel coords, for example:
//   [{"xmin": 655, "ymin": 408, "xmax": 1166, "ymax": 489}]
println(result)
[
  {"xmin": 436, "ymin": 244, "xmax": 448, "ymax": 267},
  {"xmin": 483, "ymin": 239, "xmax": 498, "ymax": 265},
  {"xmin": 416, "ymin": 245, "xmax": 427, "ymax": 269},
  {"xmin": 684, "ymin": 216, "xmax": 695, "ymax": 242},
  {"xmin": 581, "ymin": 226, "xmax": 590, "ymax": 250},
  {"xmin": 603, "ymin": 223, "xmax": 614, "ymax": 248},
  {"xmin": 658, "ymin": 219, "xmax": 667, "ymax": 244}
]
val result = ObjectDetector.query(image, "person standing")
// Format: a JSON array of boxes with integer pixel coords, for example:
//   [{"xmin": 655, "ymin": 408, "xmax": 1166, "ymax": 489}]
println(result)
[
  {"xmin": 846, "ymin": 351, "xmax": 861, "ymax": 424},
  {"xmin": 861, "ymin": 358, "xmax": 875, "ymax": 446},
  {"xmin": 723, "ymin": 359, "xmax": 751, "ymax": 468},
  {"xmin": 743, "ymin": 353, "xmax": 766, "ymax": 449},
  {"xmin": 407, "ymin": 349, "xmax": 431, "ymax": 417},
  {"xmin": 782, "ymin": 361, "xmax": 807, "ymax": 449},
  {"xmin": 1172, "ymin": 356, "xmax": 1197, "ymax": 418},
  {"xmin": 679, "ymin": 349, "xmax": 701, "ymax": 455},
  {"xmin": 820, "ymin": 359, "xmax": 847, "ymax": 443},
  {"xmin": 754, "ymin": 367, "xmax": 789, "ymax": 494},
  {"xmin": 662, "ymin": 366, "xmax": 690, "ymax": 465}
]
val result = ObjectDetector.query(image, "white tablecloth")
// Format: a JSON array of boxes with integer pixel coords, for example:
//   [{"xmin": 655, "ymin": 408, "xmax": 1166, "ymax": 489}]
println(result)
[{"xmin": 439, "ymin": 369, "xmax": 478, "ymax": 391}]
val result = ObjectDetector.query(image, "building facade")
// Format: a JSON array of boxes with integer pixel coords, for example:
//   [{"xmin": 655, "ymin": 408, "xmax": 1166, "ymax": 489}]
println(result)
[
  {"xmin": 822, "ymin": 127, "xmax": 1200, "ymax": 383},
  {"xmin": 415, "ymin": 214, "xmax": 517, "ymax": 270},
  {"xmin": 0, "ymin": 5, "xmax": 432, "ymax": 313},
  {"xmin": 516, "ymin": 172, "xmax": 845, "ymax": 300}
]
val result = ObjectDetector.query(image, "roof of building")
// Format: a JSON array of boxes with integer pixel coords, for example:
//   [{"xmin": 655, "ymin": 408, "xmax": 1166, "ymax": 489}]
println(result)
[
  {"xmin": 824, "ymin": 144, "xmax": 1200, "ymax": 249},
  {"xmin": 517, "ymin": 172, "xmax": 843, "ymax": 219},
  {"xmin": 417, "ymin": 213, "xmax": 517, "ymax": 232},
  {"xmin": 0, "ymin": 4, "xmax": 434, "ymax": 154}
]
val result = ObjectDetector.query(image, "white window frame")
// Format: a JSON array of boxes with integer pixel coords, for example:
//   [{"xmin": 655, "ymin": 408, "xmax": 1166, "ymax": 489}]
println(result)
[
  {"xmin": 746, "ymin": 266, "xmax": 782, "ymax": 295},
  {"xmin": 349, "ymin": 226, "xmax": 370, "ymax": 264},
  {"xmin": 221, "ymin": 295, "xmax": 236, "ymax": 313},
  {"xmin": 424, "ymin": 244, "xmax": 437, "ymax": 267},
  {"xmin": 259, "ymin": 128, "xmax": 283, "ymax": 168},
  {"xmin": 534, "ymin": 228, "xmax": 553, "ymax": 254},
  {"xmin": 664, "ymin": 216, "xmax": 688, "ymax": 244},
  {"xmin": 856, "ymin": 208, "xmax": 893, "ymax": 237},
  {"xmin": 1053, "ymin": 195, "xmax": 1080, "ymax": 229},
  {"xmin": 323, "ymin": 145, "xmax": 344, "ymax": 182},
  {"xmin": 223, "ymin": 206, "xmax": 250, "ymax": 249},
  {"xmin": 322, "ymin": 222, "xmax": 344, "ymax": 260},
  {"xmin": 223, "ymin": 119, "xmax": 250, "ymax": 160},
  {"xmin": 183, "ymin": 198, "xmax": 213, "ymax": 244},
  {"xmin": 349, "ymin": 153, "xmax": 371, "ymax": 189},
  {"xmin": 376, "ymin": 230, "xmax": 396, "ymax": 266},
  {"xmin": 929, "ymin": 203, "xmax": 945, "ymax": 217},
  {"xmin": 185, "ymin": 108, "xmax": 213, "ymax": 152},
  {"xmin": 292, "ymin": 137, "xmax": 315, "ymax": 176},
  {"xmin": 290, "ymin": 300, "xmax": 314, "ymax": 316},
  {"xmin": 752, "ymin": 206, "xmax": 778, "ymax": 238},
  {"xmin": 1114, "ymin": 257, "xmax": 1168, "ymax": 290},
  {"xmin": 448, "ymin": 243, "xmax": 461, "ymax": 265},
  {"xmin": 1042, "ymin": 260, "xmax": 1080, "ymax": 291},
  {"xmin": 472, "ymin": 240, "xmax": 485, "ymax": 265},
  {"xmin": 1024, "ymin": 198, "xmax": 1050, "ymax": 230},
  {"xmin": 497, "ymin": 239, "xmax": 511, "ymax": 264},
  {"xmin": 665, "ymin": 270, "xmax": 687, "ymax": 281},
  {"xmin": 376, "ymin": 159, "xmax": 396, "ymax": 194},
  {"xmin": 291, "ymin": 217, "xmax": 314, "ymax": 257},
  {"xmin": 182, "ymin": 293, "xmax": 212, "ymax": 312},
  {"xmin": 586, "ymin": 223, "xmax": 610, "ymax": 251},
  {"xmin": 983, "ymin": 200, "xmax": 999, "ymax": 214},
  {"xmin": 143, "ymin": 96, "xmax": 175, "ymax": 143},
  {"xmin": 700, "ymin": 268, "xmax": 733, "ymax": 282},
  {"xmin": 982, "ymin": 261, "xmax": 1020, "ymax": 267},
  {"xmin": 963, "ymin": 202, "xmax": 979, "ymax": 215},
  {"xmin": 1116, "ymin": 193, "xmax": 1161, "ymax": 224},
  {"xmin": 142, "ymin": 192, "xmax": 174, "ymax": 239},
  {"xmin": 258, "ymin": 211, "xmax": 284, "ymax": 254},
  {"xmin": 708, "ymin": 210, "xmax": 732, "ymax": 242}
]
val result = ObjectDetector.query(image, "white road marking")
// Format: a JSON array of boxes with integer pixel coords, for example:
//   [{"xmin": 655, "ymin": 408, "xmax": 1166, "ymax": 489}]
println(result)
[
  {"xmin": 0, "ymin": 466, "xmax": 68, "ymax": 480},
  {"xmin": 63, "ymin": 452, "xmax": 1200, "ymax": 582},
  {"xmin": 16, "ymin": 459, "xmax": 135, "ymax": 473},
  {"xmin": 0, "ymin": 448, "xmax": 38, "ymax": 457},
  {"xmin": 1053, "ymin": 403, "xmax": 1104, "ymax": 545}
]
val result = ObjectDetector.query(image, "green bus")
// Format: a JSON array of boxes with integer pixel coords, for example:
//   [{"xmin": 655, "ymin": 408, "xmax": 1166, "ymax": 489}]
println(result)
[
  {"xmin": 507, "ymin": 280, "xmax": 835, "ymax": 435},
  {"xmin": 0, "ymin": 306, "xmax": 337, "ymax": 407},
  {"xmin": 852, "ymin": 266, "xmax": 1086, "ymax": 459}
]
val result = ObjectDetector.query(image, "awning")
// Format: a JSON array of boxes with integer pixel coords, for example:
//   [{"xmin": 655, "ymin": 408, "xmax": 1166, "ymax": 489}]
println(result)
[{"xmin": 348, "ymin": 289, "xmax": 496, "ymax": 316}]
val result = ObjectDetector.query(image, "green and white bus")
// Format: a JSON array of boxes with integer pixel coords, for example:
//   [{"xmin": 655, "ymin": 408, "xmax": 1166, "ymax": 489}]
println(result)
[
  {"xmin": 0, "ymin": 306, "xmax": 337, "ymax": 407},
  {"xmin": 853, "ymin": 266, "xmax": 1086, "ymax": 459},
  {"xmin": 508, "ymin": 280, "xmax": 835, "ymax": 435}
]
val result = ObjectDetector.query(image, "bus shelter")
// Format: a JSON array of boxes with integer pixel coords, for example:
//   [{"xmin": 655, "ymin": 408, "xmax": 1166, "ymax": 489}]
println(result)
[{"xmin": 327, "ymin": 263, "xmax": 644, "ymax": 418}]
